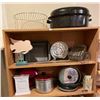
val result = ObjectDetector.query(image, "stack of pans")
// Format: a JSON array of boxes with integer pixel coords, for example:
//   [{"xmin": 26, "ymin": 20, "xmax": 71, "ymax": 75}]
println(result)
[{"xmin": 58, "ymin": 67, "xmax": 82, "ymax": 91}]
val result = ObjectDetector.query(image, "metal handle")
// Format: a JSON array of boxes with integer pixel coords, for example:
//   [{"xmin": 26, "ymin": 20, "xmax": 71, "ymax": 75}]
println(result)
[
  {"xmin": 47, "ymin": 19, "xmax": 52, "ymax": 23},
  {"xmin": 89, "ymin": 18, "xmax": 92, "ymax": 21}
]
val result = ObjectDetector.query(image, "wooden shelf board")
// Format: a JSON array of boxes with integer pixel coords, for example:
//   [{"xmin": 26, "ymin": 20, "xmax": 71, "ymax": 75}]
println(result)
[
  {"xmin": 97, "ymin": 80, "xmax": 100, "ymax": 82},
  {"xmin": 9, "ymin": 60, "xmax": 96, "ymax": 69},
  {"xmin": 14, "ymin": 87, "xmax": 94, "ymax": 97},
  {"xmin": 50, "ymin": 26, "xmax": 98, "ymax": 31},
  {"xmin": 3, "ymin": 26, "xmax": 98, "ymax": 32}
]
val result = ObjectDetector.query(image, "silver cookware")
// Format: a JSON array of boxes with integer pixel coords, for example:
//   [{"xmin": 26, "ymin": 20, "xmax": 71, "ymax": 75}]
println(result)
[{"xmin": 35, "ymin": 72, "xmax": 53, "ymax": 93}]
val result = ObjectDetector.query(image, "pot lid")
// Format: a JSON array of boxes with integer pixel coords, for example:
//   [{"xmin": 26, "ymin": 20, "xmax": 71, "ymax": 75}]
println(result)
[
  {"xmin": 50, "ymin": 41, "xmax": 68, "ymax": 59},
  {"xmin": 35, "ymin": 72, "xmax": 52, "ymax": 80},
  {"xmin": 50, "ymin": 7, "xmax": 90, "ymax": 18}
]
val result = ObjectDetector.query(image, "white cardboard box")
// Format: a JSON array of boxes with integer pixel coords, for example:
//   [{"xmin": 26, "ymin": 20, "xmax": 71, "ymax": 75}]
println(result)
[{"xmin": 14, "ymin": 75, "xmax": 31, "ymax": 96}]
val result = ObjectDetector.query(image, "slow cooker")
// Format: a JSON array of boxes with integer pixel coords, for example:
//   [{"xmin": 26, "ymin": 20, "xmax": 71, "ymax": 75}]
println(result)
[{"xmin": 47, "ymin": 7, "xmax": 92, "ymax": 28}]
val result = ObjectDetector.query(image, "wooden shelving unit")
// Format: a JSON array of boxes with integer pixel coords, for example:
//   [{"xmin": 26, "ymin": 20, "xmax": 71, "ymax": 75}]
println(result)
[{"xmin": 3, "ymin": 27, "xmax": 99, "ymax": 97}]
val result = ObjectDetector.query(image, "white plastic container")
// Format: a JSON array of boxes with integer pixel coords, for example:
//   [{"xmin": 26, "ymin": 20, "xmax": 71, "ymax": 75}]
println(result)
[{"xmin": 83, "ymin": 75, "xmax": 93, "ymax": 91}]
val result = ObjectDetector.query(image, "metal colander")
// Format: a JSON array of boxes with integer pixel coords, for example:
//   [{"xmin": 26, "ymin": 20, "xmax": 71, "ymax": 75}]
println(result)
[{"xmin": 14, "ymin": 12, "xmax": 48, "ymax": 29}]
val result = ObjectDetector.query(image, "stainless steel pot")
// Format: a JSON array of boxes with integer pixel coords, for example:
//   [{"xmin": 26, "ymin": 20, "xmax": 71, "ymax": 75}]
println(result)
[{"xmin": 35, "ymin": 72, "xmax": 53, "ymax": 93}]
